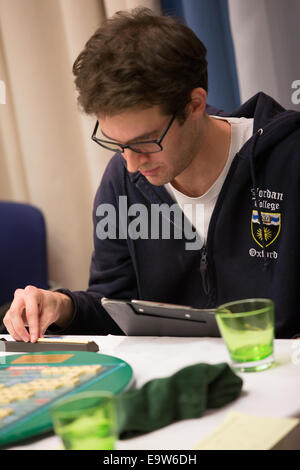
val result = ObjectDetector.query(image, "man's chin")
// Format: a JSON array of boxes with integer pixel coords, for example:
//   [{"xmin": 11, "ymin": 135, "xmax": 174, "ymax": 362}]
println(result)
[{"xmin": 143, "ymin": 174, "xmax": 169, "ymax": 186}]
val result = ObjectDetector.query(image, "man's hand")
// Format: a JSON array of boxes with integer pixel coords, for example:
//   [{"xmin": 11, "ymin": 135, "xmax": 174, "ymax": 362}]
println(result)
[{"xmin": 2, "ymin": 286, "xmax": 74, "ymax": 343}]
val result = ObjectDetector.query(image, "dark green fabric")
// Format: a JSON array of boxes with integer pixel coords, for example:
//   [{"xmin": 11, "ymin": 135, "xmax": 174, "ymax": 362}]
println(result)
[{"xmin": 116, "ymin": 362, "xmax": 243, "ymax": 439}]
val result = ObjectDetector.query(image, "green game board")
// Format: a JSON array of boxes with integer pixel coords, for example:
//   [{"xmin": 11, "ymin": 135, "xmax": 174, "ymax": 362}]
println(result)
[{"xmin": 0, "ymin": 350, "xmax": 133, "ymax": 447}]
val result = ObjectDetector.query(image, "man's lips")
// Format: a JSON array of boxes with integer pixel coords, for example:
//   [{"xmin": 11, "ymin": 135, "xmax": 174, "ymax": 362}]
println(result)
[{"xmin": 140, "ymin": 167, "xmax": 160, "ymax": 176}]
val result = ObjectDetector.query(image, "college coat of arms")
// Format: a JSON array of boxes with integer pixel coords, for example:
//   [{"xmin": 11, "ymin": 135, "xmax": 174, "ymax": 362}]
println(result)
[{"xmin": 251, "ymin": 210, "xmax": 281, "ymax": 247}]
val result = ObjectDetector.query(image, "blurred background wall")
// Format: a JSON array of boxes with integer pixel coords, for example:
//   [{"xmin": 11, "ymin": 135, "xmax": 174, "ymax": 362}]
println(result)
[
  {"xmin": 0, "ymin": 0, "xmax": 161, "ymax": 294},
  {"xmin": 0, "ymin": 0, "xmax": 299, "ymax": 296}
]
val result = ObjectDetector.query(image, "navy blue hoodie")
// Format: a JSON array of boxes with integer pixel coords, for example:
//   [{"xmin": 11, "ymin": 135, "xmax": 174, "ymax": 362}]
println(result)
[{"xmin": 57, "ymin": 93, "xmax": 300, "ymax": 338}]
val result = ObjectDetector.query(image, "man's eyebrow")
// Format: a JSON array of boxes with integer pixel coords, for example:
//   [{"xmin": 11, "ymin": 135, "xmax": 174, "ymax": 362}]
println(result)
[{"xmin": 100, "ymin": 127, "xmax": 159, "ymax": 143}]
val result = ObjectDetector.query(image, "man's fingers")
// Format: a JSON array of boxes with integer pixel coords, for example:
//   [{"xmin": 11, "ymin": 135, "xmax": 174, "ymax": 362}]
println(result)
[
  {"xmin": 39, "ymin": 303, "xmax": 61, "ymax": 339},
  {"xmin": 2, "ymin": 315, "xmax": 23, "ymax": 341},
  {"xmin": 39, "ymin": 321, "xmax": 49, "ymax": 338},
  {"xmin": 25, "ymin": 287, "xmax": 60, "ymax": 341},
  {"xmin": 3, "ymin": 308, "xmax": 30, "ymax": 342},
  {"xmin": 3, "ymin": 286, "xmax": 41, "ymax": 342},
  {"xmin": 23, "ymin": 285, "xmax": 42, "ymax": 343},
  {"xmin": 3, "ymin": 287, "xmax": 61, "ymax": 343},
  {"xmin": 4, "ymin": 291, "xmax": 30, "ymax": 342}
]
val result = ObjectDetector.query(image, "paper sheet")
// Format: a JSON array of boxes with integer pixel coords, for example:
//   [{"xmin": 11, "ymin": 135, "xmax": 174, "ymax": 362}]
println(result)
[{"xmin": 193, "ymin": 411, "xmax": 299, "ymax": 450}]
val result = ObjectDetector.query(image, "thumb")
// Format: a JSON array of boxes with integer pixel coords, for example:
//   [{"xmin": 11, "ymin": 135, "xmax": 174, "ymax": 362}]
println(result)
[{"xmin": 39, "ymin": 311, "xmax": 57, "ymax": 338}]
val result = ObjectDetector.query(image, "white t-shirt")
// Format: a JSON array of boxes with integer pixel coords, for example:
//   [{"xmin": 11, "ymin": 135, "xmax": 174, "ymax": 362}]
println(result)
[{"xmin": 165, "ymin": 116, "xmax": 254, "ymax": 245}]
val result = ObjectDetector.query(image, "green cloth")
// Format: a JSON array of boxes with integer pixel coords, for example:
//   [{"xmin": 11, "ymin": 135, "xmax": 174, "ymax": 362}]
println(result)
[{"xmin": 116, "ymin": 362, "xmax": 243, "ymax": 439}]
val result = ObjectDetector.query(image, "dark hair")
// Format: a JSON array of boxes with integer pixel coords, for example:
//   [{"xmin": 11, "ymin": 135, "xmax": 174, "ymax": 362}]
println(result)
[{"xmin": 72, "ymin": 7, "xmax": 208, "ymax": 122}]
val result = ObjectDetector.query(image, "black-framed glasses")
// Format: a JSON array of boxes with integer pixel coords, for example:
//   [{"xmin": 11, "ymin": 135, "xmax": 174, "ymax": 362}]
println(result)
[{"xmin": 91, "ymin": 111, "xmax": 177, "ymax": 154}]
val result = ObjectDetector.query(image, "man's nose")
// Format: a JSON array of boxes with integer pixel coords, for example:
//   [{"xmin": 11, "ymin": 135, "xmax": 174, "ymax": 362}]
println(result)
[{"xmin": 123, "ymin": 148, "xmax": 148, "ymax": 173}]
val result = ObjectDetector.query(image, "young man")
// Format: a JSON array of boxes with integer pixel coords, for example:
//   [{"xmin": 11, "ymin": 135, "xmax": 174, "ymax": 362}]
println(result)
[{"xmin": 3, "ymin": 8, "xmax": 300, "ymax": 342}]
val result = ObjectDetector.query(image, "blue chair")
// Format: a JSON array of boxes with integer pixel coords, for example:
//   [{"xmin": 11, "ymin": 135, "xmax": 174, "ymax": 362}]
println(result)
[{"xmin": 0, "ymin": 201, "xmax": 49, "ymax": 307}]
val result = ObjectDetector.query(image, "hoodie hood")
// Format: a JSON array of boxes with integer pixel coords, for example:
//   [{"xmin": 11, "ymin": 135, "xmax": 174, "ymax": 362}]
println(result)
[
  {"xmin": 224, "ymin": 92, "xmax": 300, "ymax": 160},
  {"xmin": 213, "ymin": 92, "xmax": 300, "ymax": 270}
]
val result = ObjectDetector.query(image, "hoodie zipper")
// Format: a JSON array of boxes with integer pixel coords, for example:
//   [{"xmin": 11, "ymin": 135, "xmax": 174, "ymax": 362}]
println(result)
[
  {"xmin": 200, "ymin": 245, "xmax": 210, "ymax": 295},
  {"xmin": 199, "ymin": 128, "xmax": 266, "ymax": 300}
]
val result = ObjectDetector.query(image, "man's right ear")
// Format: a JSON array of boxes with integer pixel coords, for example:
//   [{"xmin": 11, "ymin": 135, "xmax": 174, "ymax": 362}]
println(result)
[{"xmin": 186, "ymin": 87, "xmax": 207, "ymax": 121}]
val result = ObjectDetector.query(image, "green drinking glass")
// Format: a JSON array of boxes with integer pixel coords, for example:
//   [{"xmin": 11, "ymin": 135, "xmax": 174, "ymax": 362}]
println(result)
[
  {"xmin": 50, "ymin": 391, "xmax": 117, "ymax": 450},
  {"xmin": 216, "ymin": 298, "xmax": 275, "ymax": 372}
]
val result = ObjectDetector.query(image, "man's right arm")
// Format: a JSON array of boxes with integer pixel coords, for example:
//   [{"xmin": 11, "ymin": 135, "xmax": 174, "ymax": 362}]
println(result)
[{"xmin": 4, "ymin": 155, "xmax": 137, "ymax": 340}]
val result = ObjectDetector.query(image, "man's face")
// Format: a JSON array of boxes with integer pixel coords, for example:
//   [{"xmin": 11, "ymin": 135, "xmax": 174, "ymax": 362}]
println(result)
[{"xmin": 97, "ymin": 106, "xmax": 200, "ymax": 186}]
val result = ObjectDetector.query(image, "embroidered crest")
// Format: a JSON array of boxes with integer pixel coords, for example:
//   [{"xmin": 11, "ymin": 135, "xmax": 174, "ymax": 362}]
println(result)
[{"xmin": 251, "ymin": 210, "xmax": 281, "ymax": 247}]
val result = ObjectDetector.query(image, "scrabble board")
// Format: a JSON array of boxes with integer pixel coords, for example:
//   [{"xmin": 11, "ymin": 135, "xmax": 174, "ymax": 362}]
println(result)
[{"xmin": 0, "ymin": 351, "xmax": 133, "ymax": 447}]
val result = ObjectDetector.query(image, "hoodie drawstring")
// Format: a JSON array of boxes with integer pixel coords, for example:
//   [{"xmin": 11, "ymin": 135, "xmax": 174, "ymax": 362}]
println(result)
[{"xmin": 249, "ymin": 128, "xmax": 270, "ymax": 270}]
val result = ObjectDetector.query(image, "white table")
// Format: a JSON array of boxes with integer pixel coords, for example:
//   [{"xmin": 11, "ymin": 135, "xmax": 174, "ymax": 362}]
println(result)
[{"xmin": 2, "ymin": 335, "xmax": 300, "ymax": 450}]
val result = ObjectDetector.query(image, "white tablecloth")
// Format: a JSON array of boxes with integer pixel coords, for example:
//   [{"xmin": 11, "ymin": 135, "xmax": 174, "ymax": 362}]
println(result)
[{"xmin": 1, "ymin": 335, "xmax": 300, "ymax": 450}]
